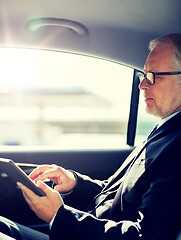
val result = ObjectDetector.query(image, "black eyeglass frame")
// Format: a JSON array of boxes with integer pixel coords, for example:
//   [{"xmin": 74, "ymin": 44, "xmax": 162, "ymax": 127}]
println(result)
[{"xmin": 138, "ymin": 71, "xmax": 181, "ymax": 85}]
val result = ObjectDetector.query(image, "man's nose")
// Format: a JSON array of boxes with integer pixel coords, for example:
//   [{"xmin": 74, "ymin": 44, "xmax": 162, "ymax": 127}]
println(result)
[{"xmin": 139, "ymin": 76, "xmax": 149, "ymax": 90}]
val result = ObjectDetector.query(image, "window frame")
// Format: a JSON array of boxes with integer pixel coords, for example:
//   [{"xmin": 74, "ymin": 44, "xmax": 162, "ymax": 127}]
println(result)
[{"xmin": 127, "ymin": 69, "xmax": 140, "ymax": 146}]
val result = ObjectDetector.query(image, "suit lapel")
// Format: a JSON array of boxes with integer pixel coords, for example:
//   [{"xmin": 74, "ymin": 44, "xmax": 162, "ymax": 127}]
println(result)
[
  {"xmin": 90, "ymin": 112, "xmax": 181, "ymax": 213},
  {"xmin": 104, "ymin": 111, "xmax": 181, "ymax": 192},
  {"xmin": 110, "ymin": 111, "xmax": 181, "ymax": 214},
  {"xmin": 103, "ymin": 143, "xmax": 147, "ymax": 191}
]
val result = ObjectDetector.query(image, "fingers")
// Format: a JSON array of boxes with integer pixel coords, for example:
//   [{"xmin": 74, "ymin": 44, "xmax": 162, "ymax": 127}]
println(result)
[
  {"xmin": 54, "ymin": 185, "xmax": 63, "ymax": 192},
  {"xmin": 34, "ymin": 168, "xmax": 62, "ymax": 184},
  {"xmin": 29, "ymin": 165, "xmax": 77, "ymax": 194},
  {"xmin": 29, "ymin": 165, "xmax": 62, "ymax": 185},
  {"xmin": 36, "ymin": 180, "xmax": 53, "ymax": 196},
  {"xmin": 29, "ymin": 165, "xmax": 54, "ymax": 180},
  {"xmin": 17, "ymin": 180, "xmax": 53, "ymax": 198},
  {"xmin": 17, "ymin": 181, "xmax": 63, "ymax": 223},
  {"xmin": 17, "ymin": 182, "xmax": 40, "ymax": 210},
  {"xmin": 17, "ymin": 182, "xmax": 37, "ymax": 198}
]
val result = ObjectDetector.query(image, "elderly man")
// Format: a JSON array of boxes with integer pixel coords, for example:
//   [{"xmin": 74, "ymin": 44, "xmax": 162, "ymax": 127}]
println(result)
[{"xmin": 1, "ymin": 33, "xmax": 181, "ymax": 240}]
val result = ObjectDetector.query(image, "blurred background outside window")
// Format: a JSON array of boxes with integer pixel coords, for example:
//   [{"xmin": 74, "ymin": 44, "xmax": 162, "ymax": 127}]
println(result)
[{"xmin": 0, "ymin": 48, "xmax": 157, "ymax": 149}]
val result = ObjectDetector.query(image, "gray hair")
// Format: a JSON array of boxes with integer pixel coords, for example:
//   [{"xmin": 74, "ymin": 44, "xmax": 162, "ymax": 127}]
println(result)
[{"xmin": 149, "ymin": 33, "xmax": 181, "ymax": 70}]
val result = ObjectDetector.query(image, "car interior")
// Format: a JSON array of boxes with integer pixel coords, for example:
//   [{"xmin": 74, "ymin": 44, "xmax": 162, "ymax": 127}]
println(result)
[{"xmin": 0, "ymin": 0, "xmax": 180, "ymax": 238}]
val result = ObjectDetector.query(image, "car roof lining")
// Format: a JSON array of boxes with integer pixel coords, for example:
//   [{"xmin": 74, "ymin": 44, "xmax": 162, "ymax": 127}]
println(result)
[{"xmin": 0, "ymin": 0, "xmax": 181, "ymax": 70}]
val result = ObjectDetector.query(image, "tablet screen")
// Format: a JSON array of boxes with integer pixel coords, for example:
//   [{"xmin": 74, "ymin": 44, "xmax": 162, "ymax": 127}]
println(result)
[{"xmin": 0, "ymin": 158, "xmax": 46, "ymax": 197}]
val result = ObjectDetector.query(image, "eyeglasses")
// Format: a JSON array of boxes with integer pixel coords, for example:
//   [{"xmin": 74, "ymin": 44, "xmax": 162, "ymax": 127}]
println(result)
[{"xmin": 138, "ymin": 71, "xmax": 181, "ymax": 85}]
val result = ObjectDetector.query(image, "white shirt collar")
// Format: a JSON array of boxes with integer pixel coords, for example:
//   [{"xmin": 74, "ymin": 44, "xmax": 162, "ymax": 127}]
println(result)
[{"xmin": 157, "ymin": 110, "xmax": 181, "ymax": 129}]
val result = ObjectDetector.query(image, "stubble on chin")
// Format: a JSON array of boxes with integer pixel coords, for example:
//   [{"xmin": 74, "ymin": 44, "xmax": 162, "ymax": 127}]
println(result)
[{"xmin": 145, "ymin": 104, "xmax": 163, "ymax": 118}]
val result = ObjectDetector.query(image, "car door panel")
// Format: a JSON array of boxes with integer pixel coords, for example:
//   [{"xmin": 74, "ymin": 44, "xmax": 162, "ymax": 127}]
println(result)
[{"xmin": 0, "ymin": 147, "xmax": 134, "ymax": 227}]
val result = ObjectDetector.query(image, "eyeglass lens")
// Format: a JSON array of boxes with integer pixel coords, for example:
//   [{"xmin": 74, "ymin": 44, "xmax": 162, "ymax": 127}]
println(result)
[
  {"xmin": 138, "ymin": 72, "xmax": 154, "ymax": 85},
  {"xmin": 146, "ymin": 72, "xmax": 154, "ymax": 85}
]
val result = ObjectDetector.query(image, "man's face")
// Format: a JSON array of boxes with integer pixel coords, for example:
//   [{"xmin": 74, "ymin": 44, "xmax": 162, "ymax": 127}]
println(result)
[{"xmin": 139, "ymin": 42, "xmax": 181, "ymax": 119}]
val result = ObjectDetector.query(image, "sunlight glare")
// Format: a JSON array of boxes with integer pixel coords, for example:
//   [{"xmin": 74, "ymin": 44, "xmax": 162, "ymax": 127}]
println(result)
[{"xmin": 0, "ymin": 48, "xmax": 37, "ymax": 92}]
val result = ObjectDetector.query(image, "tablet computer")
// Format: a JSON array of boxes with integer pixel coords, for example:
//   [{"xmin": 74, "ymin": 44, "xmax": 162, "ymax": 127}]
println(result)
[{"xmin": 0, "ymin": 158, "xmax": 46, "ymax": 197}]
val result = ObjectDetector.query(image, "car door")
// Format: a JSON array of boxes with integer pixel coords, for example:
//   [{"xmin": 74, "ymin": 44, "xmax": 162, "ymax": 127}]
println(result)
[{"xmin": 0, "ymin": 51, "xmax": 140, "ymax": 230}]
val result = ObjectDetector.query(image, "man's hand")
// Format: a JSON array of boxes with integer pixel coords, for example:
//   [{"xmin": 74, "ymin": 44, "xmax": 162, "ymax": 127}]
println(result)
[
  {"xmin": 17, "ymin": 181, "xmax": 63, "ymax": 223},
  {"xmin": 29, "ymin": 165, "xmax": 76, "ymax": 193}
]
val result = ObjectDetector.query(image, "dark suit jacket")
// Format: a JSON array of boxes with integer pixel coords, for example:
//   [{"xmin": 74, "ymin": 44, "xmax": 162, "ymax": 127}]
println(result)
[{"xmin": 50, "ymin": 112, "xmax": 181, "ymax": 240}]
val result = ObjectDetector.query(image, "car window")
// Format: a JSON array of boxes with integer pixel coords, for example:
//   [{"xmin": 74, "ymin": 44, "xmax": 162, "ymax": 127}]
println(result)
[
  {"xmin": 135, "ymin": 93, "xmax": 158, "ymax": 145},
  {"xmin": 0, "ymin": 48, "xmax": 134, "ymax": 149}
]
